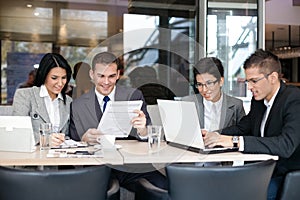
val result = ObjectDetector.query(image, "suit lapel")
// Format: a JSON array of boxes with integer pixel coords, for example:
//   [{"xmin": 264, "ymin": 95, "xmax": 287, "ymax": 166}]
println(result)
[
  {"xmin": 253, "ymin": 101, "xmax": 266, "ymax": 137},
  {"xmin": 220, "ymin": 94, "xmax": 236, "ymax": 128},
  {"xmin": 263, "ymin": 82, "xmax": 285, "ymax": 136},
  {"xmin": 196, "ymin": 94, "xmax": 205, "ymax": 128},
  {"xmin": 85, "ymin": 89, "xmax": 101, "ymax": 125},
  {"xmin": 32, "ymin": 87, "xmax": 50, "ymax": 123},
  {"xmin": 220, "ymin": 94, "xmax": 227, "ymax": 128},
  {"xmin": 59, "ymin": 99, "xmax": 69, "ymax": 131}
]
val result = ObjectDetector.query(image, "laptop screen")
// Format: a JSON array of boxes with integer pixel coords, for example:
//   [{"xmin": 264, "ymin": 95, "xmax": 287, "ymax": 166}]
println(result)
[
  {"xmin": 157, "ymin": 99, "xmax": 205, "ymax": 150},
  {"xmin": 0, "ymin": 116, "xmax": 36, "ymax": 152}
]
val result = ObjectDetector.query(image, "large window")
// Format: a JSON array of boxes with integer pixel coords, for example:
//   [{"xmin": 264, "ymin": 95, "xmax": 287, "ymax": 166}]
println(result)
[
  {"xmin": 0, "ymin": 1, "xmax": 112, "ymax": 104},
  {"xmin": 123, "ymin": 11, "xmax": 196, "ymax": 97},
  {"xmin": 207, "ymin": 1, "xmax": 258, "ymax": 101},
  {"xmin": 1, "ymin": 41, "xmax": 52, "ymax": 104},
  {"xmin": 60, "ymin": 9, "xmax": 108, "ymax": 45},
  {"xmin": 0, "ymin": 0, "xmax": 262, "ymax": 105}
]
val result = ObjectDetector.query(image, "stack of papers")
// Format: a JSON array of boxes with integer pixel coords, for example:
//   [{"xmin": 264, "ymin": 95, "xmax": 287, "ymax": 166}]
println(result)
[
  {"xmin": 51, "ymin": 139, "xmax": 88, "ymax": 149},
  {"xmin": 47, "ymin": 148, "xmax": 103, "ymax": 158},
  {"xmin": 47, "ymin": 140, "xmax": 103, "ymax": 158}
]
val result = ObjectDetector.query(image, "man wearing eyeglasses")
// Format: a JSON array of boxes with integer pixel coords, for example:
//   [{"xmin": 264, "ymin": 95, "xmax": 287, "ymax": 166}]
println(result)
[{"xmin": 203, "ymin": 49, "xmax": 300, "ymax": 200}]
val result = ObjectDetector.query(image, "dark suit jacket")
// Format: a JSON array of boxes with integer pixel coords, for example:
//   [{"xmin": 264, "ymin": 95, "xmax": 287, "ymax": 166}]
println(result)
[
  {"xmin": 69, "ymin": 85, "xmax": 151, "ymax": 141},
  {"xmin": 221, "ymin": 82, "xmax": 300, "ymax": 177}
]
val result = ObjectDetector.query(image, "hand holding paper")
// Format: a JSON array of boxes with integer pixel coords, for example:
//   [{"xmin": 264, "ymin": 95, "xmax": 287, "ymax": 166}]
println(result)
[
  {"xmin": 131, "ymin": 110, "xmax": 147, "ymax": 136},
  {"xmin": 97, "ymin": 101, "xmax": 143, "ymax": 137}
]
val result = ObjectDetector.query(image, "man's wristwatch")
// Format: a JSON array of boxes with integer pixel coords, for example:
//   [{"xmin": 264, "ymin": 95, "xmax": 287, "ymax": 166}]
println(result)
[{"xmin": 232, "ymin": 136, "xmax": 239, "ymax": 148}]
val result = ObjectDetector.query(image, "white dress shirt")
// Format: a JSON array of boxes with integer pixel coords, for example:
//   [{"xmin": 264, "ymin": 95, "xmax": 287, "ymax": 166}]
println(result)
[
  {"xmin": 203, "ymin": 94, "xmax": 223, "ymax": 131},
  {"xmin": 95, "ymin": 87, "xmax": 116, "ymax": 112},
  {"xmin": 239, "ymin": 87, "xmax": 280, "ymax": 151},
  {"xmin": 40, "ymin": 85, "xmax": 62, "ymax": 132},
  {"xmin": 260, "ymin": 87, "xmax": 279, "ymax": 137}
]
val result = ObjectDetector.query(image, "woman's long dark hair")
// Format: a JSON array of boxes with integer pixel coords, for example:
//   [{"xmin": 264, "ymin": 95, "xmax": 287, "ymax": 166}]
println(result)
[{"xmin": 34, "ymin": 53, "xmax": 72, "ymax": 104}]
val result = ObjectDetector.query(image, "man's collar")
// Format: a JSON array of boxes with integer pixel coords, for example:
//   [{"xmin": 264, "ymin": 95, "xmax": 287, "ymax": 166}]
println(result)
[
  {"xmin": 264, "ymin": 85, "xmax": 280, "ymax": 107},
  {"xmin": 95, "ymin": 86, "xmax": 116, "ymax": 101}
]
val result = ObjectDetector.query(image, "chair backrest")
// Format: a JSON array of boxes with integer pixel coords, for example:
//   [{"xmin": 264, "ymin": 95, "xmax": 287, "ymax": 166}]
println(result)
[
  {"xmin": 138, "ymin": 83, "xmax": 175, "ymax": 105},
  {"xmin": 279, "ymin": 170, "xmax": 300, "ymax": 200},
  {"xmin": 0, "ymin": 105, "xmax": 13, "ymax": 116},
  {"xmin": 147, "ymin": 104, "xmax": 165, "ymax": 140},
  {"xmin": 0, "ymin": 165, "xmax": 111, "ymax": 200},
  {"xmin": 166, "ymin": 159, "xmax": 276, "ymax": 200},
  {"xmin": 147, "ymin": 104, "xmax": 162, "ymax": 126}
]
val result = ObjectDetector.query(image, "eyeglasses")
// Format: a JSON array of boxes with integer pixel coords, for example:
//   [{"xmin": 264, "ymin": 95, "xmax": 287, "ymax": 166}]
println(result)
[
  {"xmin": 245, "ymin": 73, "xmax": 271, "ymax": 86},
  {"xmin": 195, "ymin": 79, "xmax": 218, "ymax": 89}
]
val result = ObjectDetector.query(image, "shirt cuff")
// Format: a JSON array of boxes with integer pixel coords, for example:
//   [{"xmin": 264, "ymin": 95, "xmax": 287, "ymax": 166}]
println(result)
[
  {"xmin": 138, "ymin": 134, "xmax": 148, "ymax": 140},
  {"xmin": 239, "ymin": 136, "xmax": 244, "ymax": 151}
]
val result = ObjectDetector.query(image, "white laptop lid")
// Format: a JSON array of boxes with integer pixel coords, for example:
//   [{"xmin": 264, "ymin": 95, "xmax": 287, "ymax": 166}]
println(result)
[
  {"xmin": 157, "ymin": 99, "xmax": 238, "ymax": 153},
  {"xmin": 157, "ymin": 99, "xmax": 205, "ymax": 150},
  {"xmin": 0, "ymin": 116, "xmax": 36, "ymax": 152}
]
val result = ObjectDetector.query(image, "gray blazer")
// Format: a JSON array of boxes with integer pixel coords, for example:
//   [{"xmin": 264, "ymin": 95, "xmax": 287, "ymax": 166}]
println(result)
[
  {"xmin": 181, "ymin": 92, "xmax": 245, "ymax": 129},
  {"xmin": 69, "ymin": 85, "xmax": 150, "ymax": 141},
  {"xmin": 12, "ymin": 86, "xmax": 72, "ymax": 144}
]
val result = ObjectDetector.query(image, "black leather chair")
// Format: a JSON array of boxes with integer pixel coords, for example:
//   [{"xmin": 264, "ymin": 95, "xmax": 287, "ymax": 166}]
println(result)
[
  {"xmin": 107, "ymin": 178, "xmax": 120, "ymax": 200},
  {"xmin": 167, "ymin": 159, "xmax": 276, "ymax": 200},
  {"xmin": 0, "ymin": 165, "xmax": 118, "ymax": 200},
  {"xmin": 279, "ymin": 170, "xmax": 300, "ymax": 200},
  {"xmin": 135, "ymin": 178, "xmax": 168, "ymax": 200},
  {"xmin": 136, "ymin": 159, "xmax": 276, "ymax": 200}
]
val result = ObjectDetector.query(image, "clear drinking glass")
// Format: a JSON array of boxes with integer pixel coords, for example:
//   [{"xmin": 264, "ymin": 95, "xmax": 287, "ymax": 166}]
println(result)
[
  {"xmin": 147, "ymin": 125, "xmax": 162, "ymax": 153},
  {"xmin": 39, "ymin": 122, "xmax": 52, "ymax": 151}
]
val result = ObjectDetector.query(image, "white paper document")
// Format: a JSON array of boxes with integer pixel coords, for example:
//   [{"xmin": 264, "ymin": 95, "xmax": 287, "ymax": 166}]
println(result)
[
  {"xmin": 51, "ymin": 139, "xmax": 88, "ymax": 149},
  {"xmin": 97, "ymin": 100, "xmax": 143, "ymax": 137},
  {"xmin": 47, "ymin": 148, "xmax": 103, "ymax": 158}
]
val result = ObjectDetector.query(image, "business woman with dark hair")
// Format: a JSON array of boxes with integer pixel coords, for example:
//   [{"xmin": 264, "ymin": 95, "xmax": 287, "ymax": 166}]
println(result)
[{"xmin": 12, "ymin": 53, "xmax": 72, "ymax": 146}]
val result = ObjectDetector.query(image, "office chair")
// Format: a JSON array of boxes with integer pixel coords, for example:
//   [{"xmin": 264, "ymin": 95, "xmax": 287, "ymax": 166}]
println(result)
[
  {"xmin": 136, "ymin": 159, "xmax": 276, "ymax": 200},
  {"xmin": 107, "ymin": 178, "xmax": 120, "ymax": 200},
  {"xmin": 0, "ymin": 165, "xmax": 117, "ymax": 200},
  {"xmin": 167, "ymin": 159, "xmax": 276, "ymax": 200},
  {"xmin": 279, "ymin": 170, "xmax": 300, "ymax": 200},
  {"xmin": 135, "ymin": 178, "xmax": 168, "ymax": 200}
]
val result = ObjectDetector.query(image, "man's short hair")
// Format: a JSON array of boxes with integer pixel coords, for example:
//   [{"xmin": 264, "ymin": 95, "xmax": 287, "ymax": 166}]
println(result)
[
  {"xmin": 243, "ymin": 49, "xmax": 281, "ymax": 75},
  {"xmin": 91, "ymin": 52, "xmax": 120, "ymax": 70}
]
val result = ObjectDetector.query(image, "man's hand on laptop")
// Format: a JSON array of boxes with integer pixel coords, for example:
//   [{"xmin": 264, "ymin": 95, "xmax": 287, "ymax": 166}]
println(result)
[
  {"xmin": 203, "ymin": 131, "xmax": 233, "ymax": 148},
  {"xmin": 82, "ymin": 128, "xmax": 101, "ymax": 145}
]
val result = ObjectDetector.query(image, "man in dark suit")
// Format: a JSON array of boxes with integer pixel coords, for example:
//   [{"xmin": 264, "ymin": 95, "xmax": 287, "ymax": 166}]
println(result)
[
  {"xmin": 203, "ymin": 49, "xmax": 300, "ymax": 200},
  {"xmin": 69, "ymin": 51, "xmax": 166, "ymax": 194}
]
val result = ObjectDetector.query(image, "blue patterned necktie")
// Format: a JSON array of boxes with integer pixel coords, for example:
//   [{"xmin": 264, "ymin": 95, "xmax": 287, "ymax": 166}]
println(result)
[{"xmin": 103, "ymin": 96, "xmax": 110, "ymax": 112}]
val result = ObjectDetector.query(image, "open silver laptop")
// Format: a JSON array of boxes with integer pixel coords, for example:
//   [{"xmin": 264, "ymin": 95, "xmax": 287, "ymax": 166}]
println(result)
[{"xmin": 157, "ymin": 99, "xmax": 238, "ymax": 154}]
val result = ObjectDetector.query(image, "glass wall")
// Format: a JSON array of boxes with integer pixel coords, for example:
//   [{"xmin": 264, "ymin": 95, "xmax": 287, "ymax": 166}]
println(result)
[
  {"xmin": 207, "ymin": 1, "xmax": 258, "ymax": 97},
  {"xmin": 0, "ymin": 0, "xmax": 261, "ymax": 105},
  {"xmin": 206, "ymin": 0, "xmax": 260, "ymax": 112}
]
